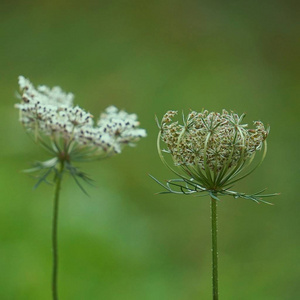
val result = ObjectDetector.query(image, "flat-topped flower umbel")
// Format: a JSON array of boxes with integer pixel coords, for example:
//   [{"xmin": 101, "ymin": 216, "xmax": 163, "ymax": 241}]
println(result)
[
  {"xmin": 16, "ymin": 76, "xmax": 146, "ymax": 162},
  {"xmin": 151, "ymin": 109, "xmax": 278, "ymax": 300},
  {"xmin": 15, "ymin": 76, "xmax": 146, "ymax": 300}
]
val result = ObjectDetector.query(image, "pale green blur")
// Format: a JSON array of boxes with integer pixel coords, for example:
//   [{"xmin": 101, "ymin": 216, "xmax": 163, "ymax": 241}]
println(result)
[{"xmin": 0, "ymin": 1, "xmax": 299, "ymax": 299}]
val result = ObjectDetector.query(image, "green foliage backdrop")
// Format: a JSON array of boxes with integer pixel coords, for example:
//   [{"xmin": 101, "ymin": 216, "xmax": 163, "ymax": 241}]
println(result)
[{"xmin": 0, "ymin": 1, "xmax": 299, "ymax": 299}]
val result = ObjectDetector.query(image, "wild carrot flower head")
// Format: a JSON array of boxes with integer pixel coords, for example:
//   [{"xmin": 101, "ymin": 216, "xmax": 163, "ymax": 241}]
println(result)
[
  {"xmin": 151, "ymin": 109, "xmax": 277, "ymax": 203},
  {"xmin": 15, "ymin": 76, "xmax": 147, "ymax": 191}
]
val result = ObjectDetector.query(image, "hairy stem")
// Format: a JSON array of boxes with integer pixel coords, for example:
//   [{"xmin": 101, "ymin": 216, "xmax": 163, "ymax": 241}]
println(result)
[
  {"xmin": 211, "ymin": 196, "xmax": 219, "ymax": 300},
  {"xmin": 52, "ymin": 160, "xmax": 64, "ymax": 300}
]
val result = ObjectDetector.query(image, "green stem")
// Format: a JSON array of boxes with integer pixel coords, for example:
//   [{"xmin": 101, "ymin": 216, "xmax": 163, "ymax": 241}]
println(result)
[
  {"xmin": 211, "ymin": 196, "xmax": 219, "ymax": 300},
  {"xmin": 52, "ymin": 160, "xmax": 64, "ymax": 300}
]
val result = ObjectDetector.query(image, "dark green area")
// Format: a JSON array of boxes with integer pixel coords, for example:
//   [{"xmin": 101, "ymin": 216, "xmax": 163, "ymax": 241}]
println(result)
[{"xmin": 0, "ymin": 1, "xmax": 299, "ymax": 299}]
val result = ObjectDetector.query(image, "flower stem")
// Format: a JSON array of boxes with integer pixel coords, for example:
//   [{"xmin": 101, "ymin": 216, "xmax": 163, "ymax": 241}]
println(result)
[
  {"xmin": 211, "ymin": 196, "xmax": 219, "ymax": 300},
  {"xmin": 52, "ymin": 160, "xmax": 64, "ymax": 300}
]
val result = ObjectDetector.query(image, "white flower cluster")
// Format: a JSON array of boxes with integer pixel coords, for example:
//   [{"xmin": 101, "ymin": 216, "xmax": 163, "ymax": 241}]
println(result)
[
  {"xmin": 15, "ymin": 76, "xmax": 146, "ymax": 157},
  {"xmin": 160, "ymin": 109, "xmax": 268, "ymax": 172}
]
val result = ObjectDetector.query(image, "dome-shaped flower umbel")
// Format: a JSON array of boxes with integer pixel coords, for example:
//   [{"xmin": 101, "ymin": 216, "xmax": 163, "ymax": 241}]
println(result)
[{"xmin": 152, "ymin": 109, "xmax": 276, "ymax": 203}]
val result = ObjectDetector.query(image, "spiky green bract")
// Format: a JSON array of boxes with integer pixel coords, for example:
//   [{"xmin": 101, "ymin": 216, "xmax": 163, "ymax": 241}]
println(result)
[
  {"xmin": 23, "ymin": 136, "xmax": 107, "ymax": 195},
  {"xmin": 151, "ymin": 110, "xmax": 278, "ymax": 204}
]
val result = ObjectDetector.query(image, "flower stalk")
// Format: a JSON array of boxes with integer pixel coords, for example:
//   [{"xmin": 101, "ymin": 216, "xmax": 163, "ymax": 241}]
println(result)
[
  {"xmin": 211, "ymin": 196, "xmax": 218, "ymax": 300},
  {"xmin": 52, "ymin": 159, "xmax": 64, "ymax": 300}
]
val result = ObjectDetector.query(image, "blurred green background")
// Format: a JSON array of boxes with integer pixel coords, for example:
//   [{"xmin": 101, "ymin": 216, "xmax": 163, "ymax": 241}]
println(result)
[{"xmin": 0, "ymin": 1, "xmax": 299, "ymax": 299}]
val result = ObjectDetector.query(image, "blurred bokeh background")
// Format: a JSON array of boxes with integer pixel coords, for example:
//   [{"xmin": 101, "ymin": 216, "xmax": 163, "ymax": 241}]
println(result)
[{"xmin": 0, "ymin": 1, "xmax": 299, "ymax": 299}]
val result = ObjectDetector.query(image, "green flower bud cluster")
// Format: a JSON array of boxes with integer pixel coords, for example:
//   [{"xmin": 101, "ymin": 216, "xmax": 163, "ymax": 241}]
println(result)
[{"xmin": 161, "ymin": 110, "xmax": 268, "ymax": 173}]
